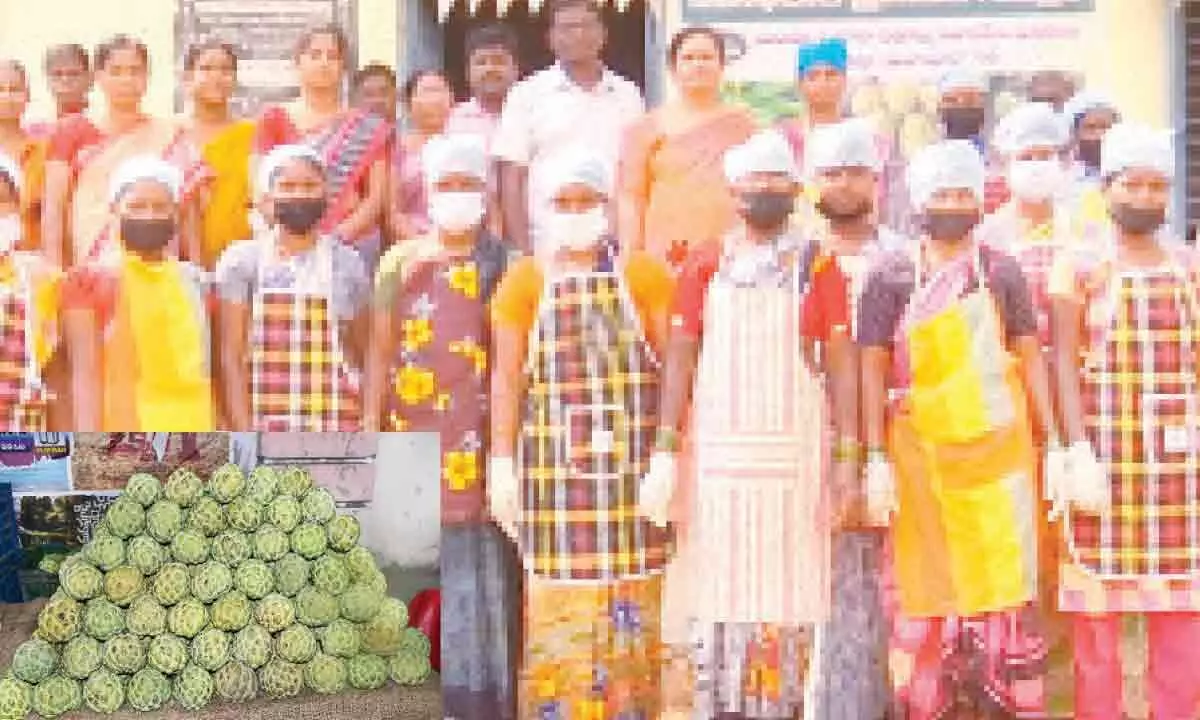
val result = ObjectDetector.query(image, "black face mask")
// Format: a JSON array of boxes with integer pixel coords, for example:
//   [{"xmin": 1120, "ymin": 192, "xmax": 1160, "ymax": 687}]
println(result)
[
  {"xmin": 817, "ymin": 194, "xmax": 872, "ymax": 223},
  {"xmin": 940, "ymin": 107, "xmax": 986, "ymax": 140},
  {"xmin": 120, "ymin": 218, "xmax": 175, "ymax": 252},
  {"xmin": 1076, "ymin": 138, "xmax": 1102, "ymax": 170},
  {"xmin": 923, "ymin": 211, "xmax": 979, "ymax": 241},
  {"xmin": 739, "ymin": 191, "xmax": 793, "ymax": 231},
  {"xmin": 1110, "ymin": 204, "xmax": 1166, "ymax": 235},
  {"xmin": 275, "ymin": 198, "xmax": 327, "ymax": 234}
]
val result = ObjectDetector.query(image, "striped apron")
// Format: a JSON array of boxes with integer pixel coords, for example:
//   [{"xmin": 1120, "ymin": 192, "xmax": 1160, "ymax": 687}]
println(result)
[
  {"xmin": 0, "ymin": 261, "xmax": 47, "ymax": 431},
  {"xmin": 249, "ymin": 236, "xmax": 362, "ymax": 431}
]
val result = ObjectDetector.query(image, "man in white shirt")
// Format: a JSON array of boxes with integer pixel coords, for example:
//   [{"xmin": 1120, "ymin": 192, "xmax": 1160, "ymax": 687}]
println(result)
[{"xmin": 492, "ymin": 0, "xmax": 644, "ymax": 255}]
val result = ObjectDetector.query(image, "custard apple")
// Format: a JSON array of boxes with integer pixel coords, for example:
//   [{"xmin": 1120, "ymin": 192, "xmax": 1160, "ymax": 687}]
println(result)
[
  {"xmin": 127, "ymin": 535, "xmax": 165, "ymax": 575},
  {"xmin": 152, "ymin": 562, "xmax": 191, "ymax": 606},
  {"xmin": 102, "ymin": 633, "xmax": 146, "ymax": 674},
  {"xmin": 124, "ymin": 473, "xmax": 162, "ymax": 507},
  {"xmin": 174, "ymin": 663, "xmax": 215, "ymax": 711},
  {"xmin": 212, "ymin": 531, "xmax": 252, "ymax": 568},
  {"xmin": 319, "ymin": 619, "xmax": 360, "ymax": 658},
  {"xmin": 213, "ymin": 661, "xmax": 258, "ymax": 703},
  {"xmin": 361, "ymin": 568, "xmax": 389, "ymax": 595},
  {"xmin": 211, "ymin": 590, "xmax": 252, "ymax": 632},
  {"xmin": 304, "ymin": 653, "xmax": 347, "ymax": 695},
  {"xmin": 290, "ymin": 522, "xmax": 328, "ymax": 560},
  {"xmin": 0, "ymin": 677, "xmax": 29, "ymax": 720},
  {"xmin": 164, "ymin": 468, "xmax": 203, "ymax": 507},
  {"xmin": 145, "ymin": 500, "xmax": 183, "ymax": 543},
  {"xmin": 326, "ymin": 515, "xmax": 361, "ymax": 552},
  {"xmin": 311, "ymin": 555, "xmax": 349, "ymax": 596},
  {"xmin": 167, "ymin": 598, "xmax": 208, "ymax": 639},
  {"xmin": 209, "ymin": 463, "xmax": 246, "ymax": 503},
  {"xmin": 191, "ymin": 561, "xmax": 234, "ymax": 604},
  {"xmin": 274, "ymin": 553, "xmax": 310, "ymax": 596},
  {"xmin": 389, "ymin": 650, "xmax": 432, "ymax": 686},
  {"xmin": 171, "ymin": 529, "xmax": 210, "ymax": 565},
  {"xmin": 102, "ymin": 565, "xmax": 143, "ymax": 607},
  {"xmin": 59, "ymin": 560, "xmax": 103, "ymax": 601},
  {"xmin": 259, "ymin": 658, "xmax": 303, "ymax": 699},
  {"xmin": 232, "ymin": 623, "xmax": 273, "ymax": 669},
  {"xmin": 12, "ymin": 638, "xmax": 57, "ymax": 684},
  {"xmin": 127, "ymin": 667, "xmax": 171, "ymax": 711},
  {"xmin": 147, "ymin": 634, "xmax": 189, "ymax": 675},
  {"xmin": 267, "ymin": 495, "xmax": 302, "ymax": 532},
  {"xmin": 301, "ymin": 488, "xmax": 336, "ymax": 524},
  {"xmin": 104, "ymin": 498, "xmax": 146, "ymax": 538},
  {"xmin": 83, "ymin": 598, "xmax": 125, "ymax": 641},
  {"xmin": 340, "ymin": 583, "xmax": 383, "ymax": 623},
  {"xmin": 276, "ymin": 624, "xmax": 318, "ymax": 664},
  {"xmin": 31, "ymin": 675, "xmax": 80, "ymax": 718},
  {"xmin": 361, "ymin": 599, "xmax": 408, "ymax": 656},
  {"xmin": 255, "ymin": 593, "xmax": 296, "ymax": 633},
  {"xmin": 187, "ymin": 496, "xmax": 226, "ymax": 537},
  {"xmin": 346, "ymin": 653, "xmax": 389, "ymax": 690},
  {"xmin": 60, "ymin": 635, "xmax": 103, "ymax": 679},
  {"xmin": 343, "ymin": 546, "xmax": 378, "ymax": 580},
  {"xmin": 234, "ymin": 559, "xmax": 275, "ymax": 599},
  {"xmin": 254, "ymin": 525, "xmax": 290, "ymax": 562},
  {"xmin": 190, "ymin": 628, "xmax": 231, "ymax": 672},
  {"xmin": 245, "ymin": 466, "xmax": 280, "ymax": 506},
  {"xmin": 296, "ymin": 587, "xmax": 339, "ymax": 627},
  {"xmin": 227, "ymin": 499, "xmax": 263, "ymax": 533},
  {"xmin": 278, "ymin": 467, "xmax": 313, "ymax": 497},
  {"xmin": 82, "ymin": 669, "xmax": 124, "ymax": 714},
  {"xmin": 37, "ymin": 594, "xmax": 81, "ymax": 643},
  {"xmin": 85, "ymin": 535, "xmax": 126, "ymax": 571},
  {"xmin": 399, "ymin": 626, "xmax": 431, "ymax": 656},
  {"xmin": 127, "ymin": 595, "xmax": 168, "ymax": 636}
]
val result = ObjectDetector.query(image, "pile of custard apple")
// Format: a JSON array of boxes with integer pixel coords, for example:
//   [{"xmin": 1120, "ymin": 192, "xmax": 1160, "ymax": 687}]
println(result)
[{"xmin": 0, "ymin": 465, "xmax": 432, "ymax": 718}]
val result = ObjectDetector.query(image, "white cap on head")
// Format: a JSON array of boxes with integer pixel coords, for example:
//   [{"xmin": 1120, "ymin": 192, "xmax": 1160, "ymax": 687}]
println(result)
[
  {"xmin": 804, "ymin": 118, "xmax": 880, "ymax": 176},
  {"xmin": 1064, "ymin": 90, "xmax": 1117, "ymax": 126},
  {"xmin": 993, "ymin": 102, "xmax": 1069, "ymax": 155},
  {"xmin": 0, "ymin": 152, "xmax": 22, "ymax": 196},
  {"xmin": 109, "ymin": 156, "xmax": 182, "ymax": 205},
  {"xmin": 256, "ymin": 144, "xmax": 325, "ymax": 196},
  {"xmin": 938, "ymin": 67, "xmax": 987, "ymax": 95},
  {"xmin": 724, "ymin": 130, "xmax": 801, "ymax": 185},
  {"xmin": 541, "ymin": 148, "xmax": 612, "ymax": 201},
  {"xmin": 422, "ymin": 134, "xmax": 488, "ymax": 190},
  {"xmin": 1101, "ymin": 123, "xmax": 1174, "ymax": 180},
  {"xmin": 907, "ymin": 139, "xmax": 985, "ymax": 208}
]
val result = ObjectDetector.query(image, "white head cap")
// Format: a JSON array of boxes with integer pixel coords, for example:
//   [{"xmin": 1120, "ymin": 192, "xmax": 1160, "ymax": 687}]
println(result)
[
  {"xmin": 1101, "ymin": 123, "xmax": 1174, "ymax": 180},
  {"xmin": 422, "ymin": 134, "xmax": 488, "ymax": 190},
  {"xmin": 805, "ymin": 118, "xmax": 880, "ymax": 176},
  {"xmin": 0, "ymin": 152, "xmax": 22, "ymax": 197},
  {"xmin": 542, "ymin": 148, "xmax": 612, "ymax": 201},
  {"xmin": 993, "ymin": 102, "xmax": 1069, "ymax": 155},
  {"xmin": 724, "ymin": 130, "xmax": 801, "ymax": 185},
  {"xmin": 1064, "ymin": 90, "xmax": 1117, "ymax": 127},
  {"xmin": 907, "ymin": 139, "xmax": 985, "ymax": 208},
  {"xmin": 938, "ymin": 67, "xmax": 987, "ymax": 96},
  {"xmin": 256, "ymin": 144, "xmax": 325, "ymax": 196},
  {"xmin": 109, "ymin": 156, "xmax": 182, "ymax": 205}
]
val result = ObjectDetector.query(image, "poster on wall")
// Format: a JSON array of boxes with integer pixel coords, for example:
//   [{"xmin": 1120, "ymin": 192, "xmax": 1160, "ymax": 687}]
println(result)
[
  {"xmin": 17, "ymin": 494, "xmax": 119, "ymax": 551},
  {"xmin": 0, "ymin": 434, "xmax": 72, "ymax": 495},
  {"xmin": 174, "ymin": 0, "xmax": 357, "ymax": 115},
  {"xmin": 71, "ymin": 433, "xmax": 232, "ymax": 492}
]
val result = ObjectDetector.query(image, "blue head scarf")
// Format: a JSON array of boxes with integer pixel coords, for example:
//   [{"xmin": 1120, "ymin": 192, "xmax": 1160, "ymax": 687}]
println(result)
[{"xmin": 796, "ymin": 38, "xmax": 848, "ymax": 77}]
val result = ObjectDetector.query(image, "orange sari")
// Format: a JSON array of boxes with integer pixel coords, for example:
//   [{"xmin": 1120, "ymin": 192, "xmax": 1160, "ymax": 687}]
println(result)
[
  {"xmin": 11, "ymin": 137, "xmax": 47, "ymax": 253},
  {"xmin": 619, "ymin": 107, "xmax": 755, "ymax": 269}
]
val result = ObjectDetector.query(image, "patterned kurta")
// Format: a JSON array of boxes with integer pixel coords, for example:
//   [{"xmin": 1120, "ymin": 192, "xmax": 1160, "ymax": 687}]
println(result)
[{"xmin": 0, "ymin": 262, "xmax": 49, "ymax": 430}]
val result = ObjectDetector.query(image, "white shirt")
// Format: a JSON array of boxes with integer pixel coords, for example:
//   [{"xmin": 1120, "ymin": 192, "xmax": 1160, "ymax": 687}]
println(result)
[{"xmin": 491, "ymin": 63, "xmax": 644, "ymax": 254}]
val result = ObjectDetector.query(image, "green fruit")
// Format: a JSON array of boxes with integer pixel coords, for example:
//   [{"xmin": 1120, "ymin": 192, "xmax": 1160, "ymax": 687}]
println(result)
[
  {"xmin": 361, "ymin": 599, "xmax": 408, "ymax": 656},
  {"xmin": 103, "ymin": 633, "xmax": 146, "ymax": 674},
  {"xmin": 37, "ymin": 594, "xmax": 81, "ymax": 643},
  {"xmin": 127, "ymin": 667, "xmax": 171, "ymax": 711},
  {"xmin": 85, "ymin": 535, "xmax": 126, "ymax": 571},
  {"xmin": 301, "ymin": 487, "xmax": 336, "ymax": 524},
  {"xmin": 168, "ymin": 598, "xmax": 209, "ymax": 639},
  {"xmin": 191, "ymin": 561, "xmax": 234, "ymax": 604},
  {"xmin": 253, "ymin": 525, "xmax": 289, "ymax": 562},
  {"xmin": 326, "ymin": 515, "xmax": 361, "ymax": 552},
  {"xmin": 362, "ymin": 568, "xmax": 389, "ymax": 595},
  {"xmin": 276, "ymin": 624, "xmax": 318, "ymax": 664},
  {"xmin": 290, "ymin": 522, "xmax": 328, "ymax": 560},
  {"xmin": 59, "ymin": 560, "xmax": 103, "ymax": 601},
  {"xmin": 304, "ymin": 653, "xmax": 347, "ymax": 695},
  {"xmin": 267, "ymin": 495, "xmax": 302, "ymax": 532},
  {"xmin": 319, "ymin": 619, "xmax": 360, "ymax": 658},
  {"xmin": 31, "ymin": 675, "xmax": 80, "ymax": 718},
  {"xmin": 187, "ymin": 496, "xmax": 226, "ymax": 537},
  {"xmin": 104, "ymin": 497, "xmax": 146, "ymax": 538},
  {"xmin": 147, "ymin": 634, "xmax": 189, "ymax": 675},
  {"xmin": 259, "ymin": 659, "xmax": 303, "ymax": 699},
  {"xmin": 343, "ymin": 546, "xmax": 378, "ymax": 580},
  {"xmin": 127, "ymin": 595, "xmax": 168, "ymax": 636},
  {"xmin": 209, "ymin": 463, "xmax": 247, "ymax": 503},
  {"xmin": 191, "ymin": 628, "xmax": 231, "ymax": 672},
  {"xmin": 233, "ymin": 623, "xmax": 273, "ymax": 669},
  {"xmin": 311, "ymin": 555, "xmax": 350, "ymax": 596},
  {"xmin": 399, "ymin": 626, "xmax": 431, "ymax": 656},
  {"xmin": 127, "ymin": 534, "xmax": 165, "ymax": 575},
  {"xmin": 212, "ymin": 531, "xmax": 252, "ymax": 568},
  {"xmin": 278, "ymin": 466, "xmax": 313, "ymax": 497},
  {"xmin": 274, "ymin": 553, "xmax": 310, "ymax": 596},
  {"xmin": 124, "ymin": 473, "xmax": 162, "ymax": 507},
  {"xmin": 389, "ymin": 650, "xmax": 432, "ymax": 686},
  {"xmin": 164, "ymin": 468, "xmax": 203, "ymax": 507},
  {"xmin": 145, "ymin": 500, "xmax": 183, "ymax": 543},
  {"xmin": 174, "ymin": 664, "xmax": 215, "ymax": 711},
  {"xmin": 214, "ymin": 661, "xmax": 258, "ymax": 703},
  {"xmin": 234, "ymin": 559, "xmax": 275, "ymax": 599},
  {"xmin": 346, "ymin": 653, "xmax": 389, "ymax": 690},
  {"xmin": 245, "ymin": 466, "xmax": 280, "ymax": 506},
  {"xmin": 296, "ymin": 586, "xmax": 339, "ymax": 628},
  {"xmin": 152, "ymin": 562, "xmax": 191, "ymax": 606},
  {"xmin": 0, "ymin": 677, "xmax": 30, "ymax": 720},
  {"xmin": 211, "ymin": 590, "xmax": 252, "ymax": 632},
  {"xmin": 255, "ymin": 593, "xmax": 296, "ymax": 633},
  {"xmin": 102, "ymin": 565, "xmax": 143, "ymax": 607},
  {"xmin": 83, "ymin": 598, "xmax": 125, "ymax": 641},
  {"xmin": 227, "ymin": 499, "xmax": 263, "ymax": 533},
  {"xmin": 12, "ymin": 638, "xmax": 57, "ymax": 684},
  {"xmin": 171, "ymin": 529, "xmax": 210, "ymax": 565},
  {"xmin": 61, "ymin": 635, "xmax": 103, "ymax": 679},
  {"xmin": 340, "ymin": 583, "xmax": 383, "ymax": 623},
  {"xmin": 83, "ymin": 669, "xmax": 124, "ymax": 714}
]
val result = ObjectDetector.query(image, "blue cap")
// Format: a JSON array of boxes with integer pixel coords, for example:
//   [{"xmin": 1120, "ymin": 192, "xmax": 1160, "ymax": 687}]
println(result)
[{"xmin": 797, "ymin": 38, "xmax": 847, "ymax": 76}]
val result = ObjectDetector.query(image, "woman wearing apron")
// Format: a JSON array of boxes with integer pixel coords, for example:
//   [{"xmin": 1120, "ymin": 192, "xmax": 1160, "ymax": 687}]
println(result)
[
  {"xmin": 489, "ymin": 150, "xmax": 674, "ymax": 719},
  {"xmin": 216, "ymin": 144, "xmax": 371, "ymax": 431},
  {"xmin": 1049, "ymin": 123, "xmax": 1200, "ymax": 720},
  {"xmin": 643, "ymin": 130, "xmax": 832, "ymax": 719},
  {"xmin": 858, "ymin": 140, "xmax": 1060, "ymax": 719}
]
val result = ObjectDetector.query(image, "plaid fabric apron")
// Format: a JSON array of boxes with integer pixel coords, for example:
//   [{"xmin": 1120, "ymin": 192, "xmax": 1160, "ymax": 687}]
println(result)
[
  {"xmin": 0, "ymin": 262, "xmax": 47, "ymax": 431},
  {"xmin": 516, "ymin": 270, "xmax": 667, "ymax": 581},
  {"xmin": 249, "ymin": 236, "xmax": 362, "ymax": 431}
]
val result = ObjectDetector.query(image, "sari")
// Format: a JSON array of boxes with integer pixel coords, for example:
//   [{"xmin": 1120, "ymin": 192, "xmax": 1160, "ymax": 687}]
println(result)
[
  {"xmin": 255, "ymin": 106, "xmax": 391, "ymax": 239},
  {"xmin": 11, "ymin": 137, "xmax": 47, "ymax": 253},
  {"xmin": 619, "ymin": 107, "xmax": 755, "ymax": 270},
  {"xmin": 392, "ymin": 133, "xmax": 432, "ymax": 241},
  {"xmin": 197, "ymin": 120, "xmax": 255, "ymax": 269}
]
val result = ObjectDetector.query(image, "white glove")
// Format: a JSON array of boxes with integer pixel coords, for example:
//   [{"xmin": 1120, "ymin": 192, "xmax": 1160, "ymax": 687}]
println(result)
[
  {"xmin": 487, "ymin": 456, "xmax": 520, "ymax": 537},
  {"xmin": 1044, "ymin": 444, "xmax": 1070, "ymax": 521},
  {"xmin": 1066, "ymin": 441, "xmax": 1111, "ymax": 515},
  {"xmin": 864, "ymin": 455, "xmax": 897, "ymax": 527},
  {"xmin": 637, "ymin": 452, "xmax": 677, "ymax": 528}
]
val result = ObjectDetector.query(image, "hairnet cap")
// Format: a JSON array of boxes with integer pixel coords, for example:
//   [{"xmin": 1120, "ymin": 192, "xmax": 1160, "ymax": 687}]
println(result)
[
  {"xmin": 422, "ymin": 134, "xmax": 489, "ymax": 188},
  {"xmin": 907, "ymin": 139, "xmax": 985, "ymax": 208},
  {"xmin": 938, "ymin": 67, "xmax": 987, "ymax": 95},
  {"xmin": 1064, "ymin": 90, "xmax": 1117, "ymax": 126},
  {"xmin": 542, "ymin": 148, "xmax": 613, "ymax": 199},
  {"xmin": 796, "ymin": 37, "xmax": 848, "ymax": 76},
  {"xmin": 993, "ymin": 102, "xmax": 1069, "ymax": 154},
  {"xmin": 724, "ymin": 130, "xmax": 801, "ymax": 185},
  {"xmin": 109, "ymin": 156, "xmax": 182, "ymax": 205},
  {"xmin": 256, "ymin": 144, "xmax": 325, "ymax": 196},
  {"xmin": 804, "ymin": 118, "xmax": 879, "ymax": 175},
  {"xmin": 1101, "ymin": 123, "xmax": 1174, "ymax": 180},
  {"xmin": 0, "ymin": 152, "xmax": 22, "ymax": 196}
]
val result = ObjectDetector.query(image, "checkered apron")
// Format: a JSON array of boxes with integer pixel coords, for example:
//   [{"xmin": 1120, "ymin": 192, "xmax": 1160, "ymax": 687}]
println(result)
[
  {"xmin": 1065, "ymin": 255, "xmax": 1200, "ymax": 582},
  {"xmin": 0, "ymin": 262, "xmax": 48, "ymax": 431},
  {"xmin": 249, "ymin": 236, "xmax": 362, "ymax": 431},
  {"xmin": 516, "ymin": 269, "xmax": 667, "ymax": 581}
]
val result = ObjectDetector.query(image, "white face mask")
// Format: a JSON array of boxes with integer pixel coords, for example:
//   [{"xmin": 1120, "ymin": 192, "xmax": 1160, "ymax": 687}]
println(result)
[
  {"xmin": 545, "ymin": 207, "xmax": 608, "ymax": 252},
  {"xmin": 428, "ymin": 191, "xmax": 485, "ymax": 233},
  {"xmin": 1008, "ymin": 159, "xmax": 1064, "ymax": 202},
  {"xmin": 0, "ymin": 215, "xmax": 20, "ymax": 254}
]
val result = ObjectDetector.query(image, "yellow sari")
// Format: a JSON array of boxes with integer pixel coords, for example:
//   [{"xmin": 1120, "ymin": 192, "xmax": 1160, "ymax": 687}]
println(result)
[{"xmin": 198, "ymin": 120, "xmax": 255, "ymax": 268}]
